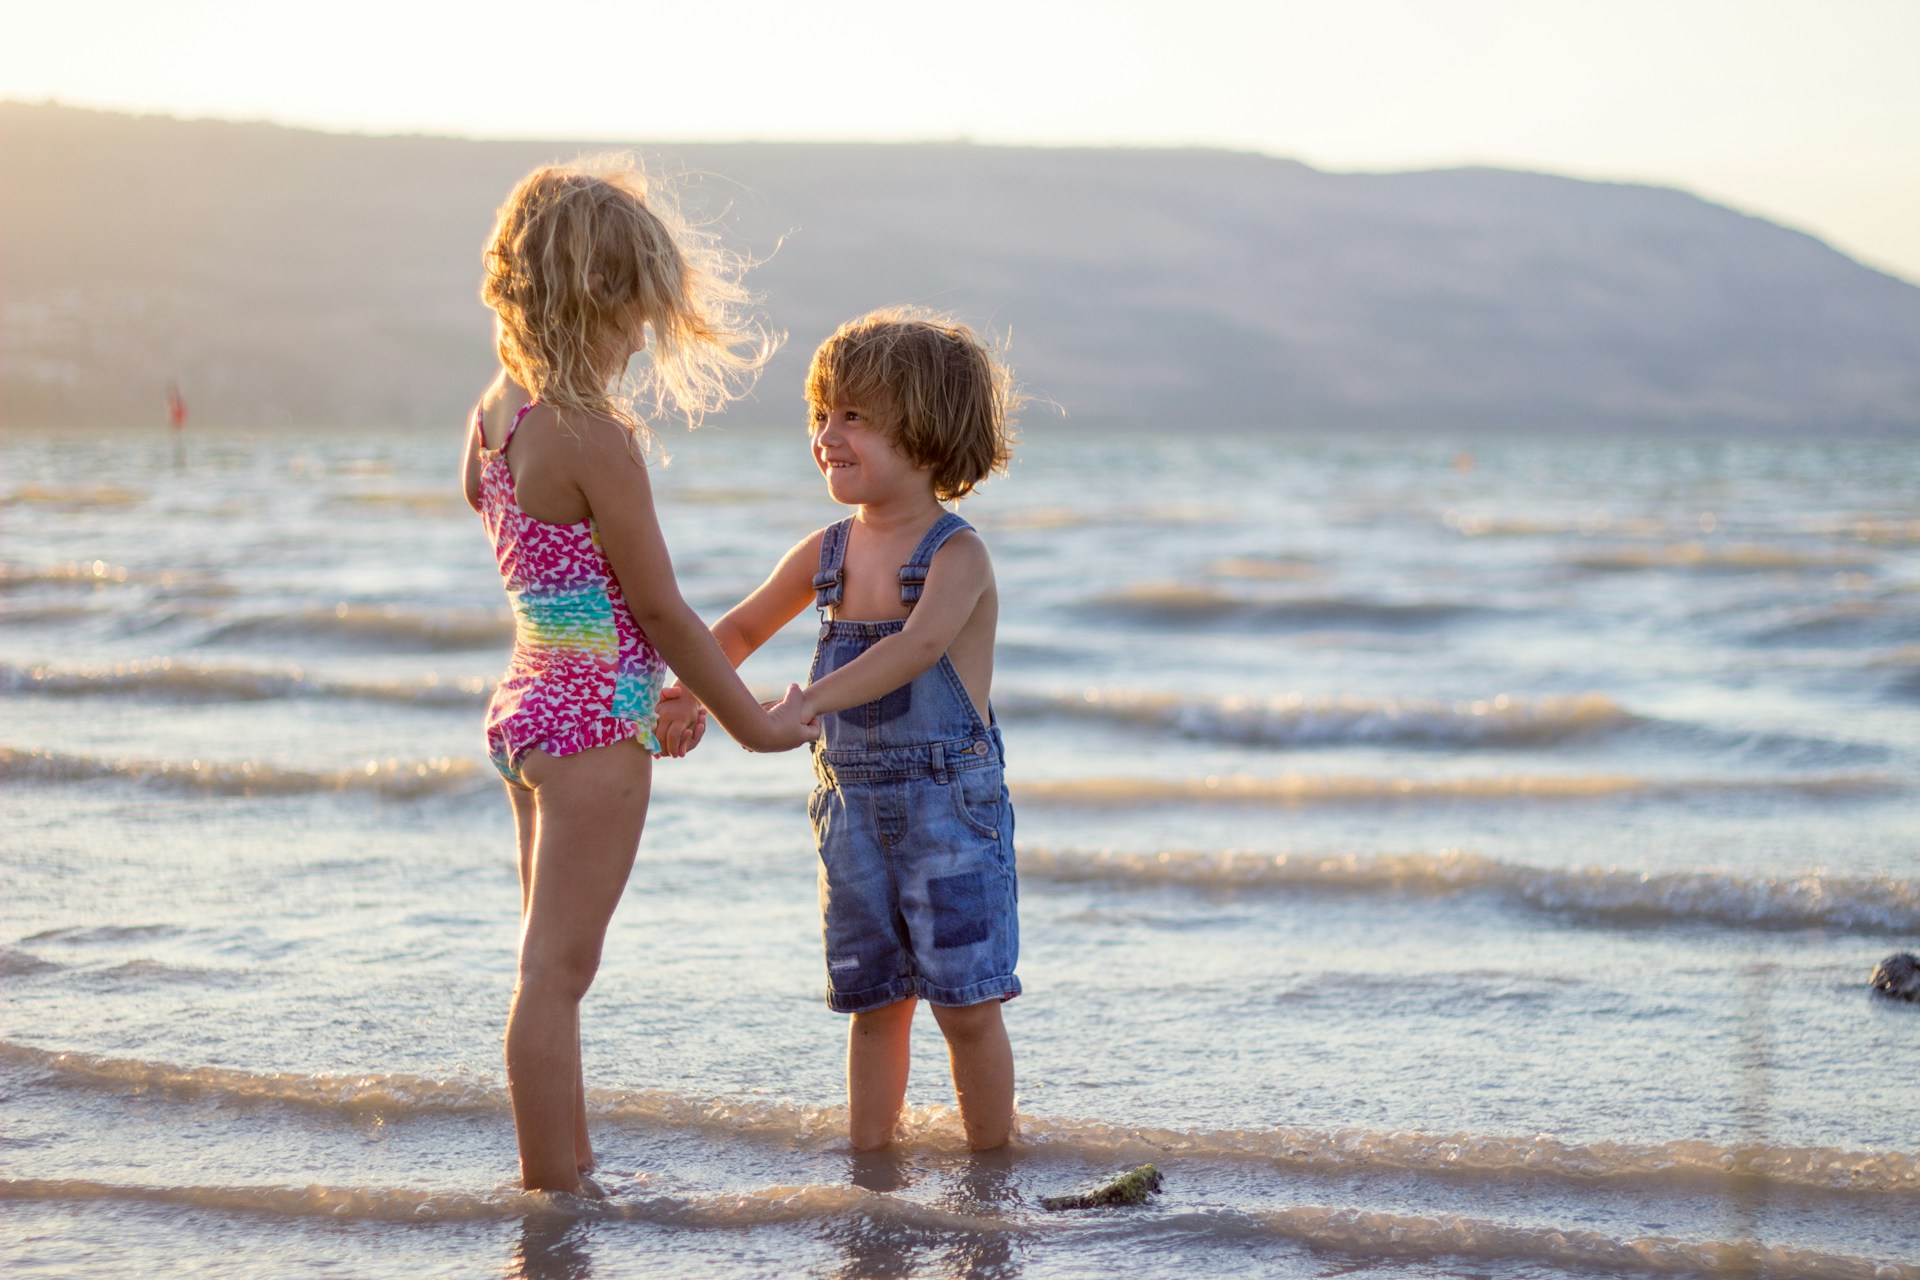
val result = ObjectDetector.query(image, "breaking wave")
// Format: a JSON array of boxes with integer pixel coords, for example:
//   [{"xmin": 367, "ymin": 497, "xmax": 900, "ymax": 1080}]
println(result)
[
  {"xmin": 1083, "ymin": 585, "xmax": 1485, "ymax": 630},
  {"xmin": 1569, "ymin": 542, "xmax": 1876, "ymax": 573},
  {"xmin": 4, "ymin": 1175, "xmax": 1911, "ymax": 1277},
  {"xmin": 6, "ymin": 1042, "xmax": 1915, "ymax": 1199},
  {"xmin": 1017, "ymin": 847, "xmax": 1920, "ymax": 933},
  {"xmin": 0, "ymin": 746, "xmax": 481, "ymax": 799},
  {"xmin": 0, "ymin": 485, "xmax": 144, "ymax": 509},
  {"xmin": 995, "ymin": 688, "xmax": 1634, "ymax": 747},
  {"xmin": 1014, "ymin": 771, "xmax": 1895, "ymax": 807},
  {"xmin": 1226, "ymin": 1204, "xmax": 1917, "ymax": 1280},
  {"xmin": 0, "ymin": 659, "xmax": 489, "ymax": 708},
  {"xmin": 0, "ymin": 560, "xmax": 208, "ymax": 591},
  {"xmin": 203, "ymin": 604, "xmax": 513, "ymax": 652}
]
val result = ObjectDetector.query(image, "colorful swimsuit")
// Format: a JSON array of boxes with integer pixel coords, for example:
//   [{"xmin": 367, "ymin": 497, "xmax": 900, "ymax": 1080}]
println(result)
[{"xmin": 477, "ymin": 403, "xmax": 664, "ymax": 784}]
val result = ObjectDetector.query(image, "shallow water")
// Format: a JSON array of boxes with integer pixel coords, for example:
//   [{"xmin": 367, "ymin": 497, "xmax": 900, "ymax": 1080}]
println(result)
[{"xmin": 2, "ymin": 422, "xmax": 1917, "ymax": 1278}]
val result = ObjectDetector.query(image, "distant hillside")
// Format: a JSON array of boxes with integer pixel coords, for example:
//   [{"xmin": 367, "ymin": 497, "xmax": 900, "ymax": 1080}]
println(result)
[{"xmin": 3, "ymin": 103, "xmax": 1918, "ymax": 433}]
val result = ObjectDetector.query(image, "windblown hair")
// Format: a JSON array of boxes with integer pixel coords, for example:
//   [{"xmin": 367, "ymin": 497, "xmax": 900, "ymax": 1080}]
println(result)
[
  {"xmin": 805, "ymin": 308, "xmax": 1019, "ymax": 501},
  {"xmin": 481, "ymin": 155, "xmax": 771, "ymax": 442}
]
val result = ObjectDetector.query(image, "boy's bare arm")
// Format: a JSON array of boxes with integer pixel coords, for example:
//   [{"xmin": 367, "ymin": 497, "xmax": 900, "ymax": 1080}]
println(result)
[
  {"xmin": 799, "ymin": 534, "xmax": 991, "ymax": 719},
  {"xmin": 710, "ymin": 533, "xmax": 823, "ymax": 665}
]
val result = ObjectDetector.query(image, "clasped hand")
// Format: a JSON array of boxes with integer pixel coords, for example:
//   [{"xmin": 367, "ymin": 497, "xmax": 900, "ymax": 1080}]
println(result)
[{"xmin": 653, "ymin": 683, "xmax": 819, "ymax": 757}]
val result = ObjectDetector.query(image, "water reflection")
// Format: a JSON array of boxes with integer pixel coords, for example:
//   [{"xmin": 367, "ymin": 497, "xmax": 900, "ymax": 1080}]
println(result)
[
  {"xmin": 506, "ymin": 1212, "xmax": 595, "ymax": 1280},
  {"xmin": 828, "ymin": 1149, "xmax": 1024, "ymax": 1280}
]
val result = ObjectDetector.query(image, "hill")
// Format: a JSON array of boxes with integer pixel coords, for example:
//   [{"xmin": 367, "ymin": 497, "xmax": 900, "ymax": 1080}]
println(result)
[{"xmin": 3, "ymin": 103, "xmax": 1917, "ymax": 432}]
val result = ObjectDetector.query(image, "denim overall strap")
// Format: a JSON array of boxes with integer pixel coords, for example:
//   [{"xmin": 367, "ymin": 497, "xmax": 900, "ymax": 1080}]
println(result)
[
  {"xmin": 897, "ymin": 513, "xmax": 974, "ymax": 607},
  {"xmin": 813, "ymin": 518, "xmax": 854, "ymax": 616}
]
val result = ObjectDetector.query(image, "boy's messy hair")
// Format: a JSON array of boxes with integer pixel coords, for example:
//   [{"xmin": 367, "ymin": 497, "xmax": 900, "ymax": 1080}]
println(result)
[
  {"xmin": 481, "ymin": 155, "xmax": 772, "ymax": 442},
  {"xmin": 805, "ymin": 308, "xmax": 1019, "ymax": 501}
]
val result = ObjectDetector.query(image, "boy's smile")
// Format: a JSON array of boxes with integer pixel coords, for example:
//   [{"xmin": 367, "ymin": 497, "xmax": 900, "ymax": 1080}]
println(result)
[{"xmin": 811, "ymin": 405, "xmax": 932, "ymax": 507}]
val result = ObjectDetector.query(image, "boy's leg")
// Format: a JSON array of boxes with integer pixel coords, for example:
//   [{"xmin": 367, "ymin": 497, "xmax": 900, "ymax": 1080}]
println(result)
[
  {"xmin": 847, "ymin": 996, "xmax": 917, "ymax": 1150},
  {"xmin": 928, "ymin": 999, "xmax": 1014, "ymax": 1151},
  {"xmin": 506, "ymin": 740, "xmax": 650, "ymax": 1192}
]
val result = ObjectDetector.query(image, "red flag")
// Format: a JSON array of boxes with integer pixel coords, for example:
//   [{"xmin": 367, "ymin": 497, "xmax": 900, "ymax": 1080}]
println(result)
[{"xmin": 167, "ymin": 381, "xmax": 188, "ymax": 431}]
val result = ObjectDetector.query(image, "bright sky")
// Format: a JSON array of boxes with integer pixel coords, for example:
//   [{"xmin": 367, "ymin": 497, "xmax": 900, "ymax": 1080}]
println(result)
[{"xmin": 8, "ymin": 0, "xmax": 1919, "ymax": 282}]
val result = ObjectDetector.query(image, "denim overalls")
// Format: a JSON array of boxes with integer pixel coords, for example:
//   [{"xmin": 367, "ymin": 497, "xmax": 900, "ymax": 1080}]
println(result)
[{"xmin": 807, "ymin": 512, "xmax": 1020, "ymax": 1014}]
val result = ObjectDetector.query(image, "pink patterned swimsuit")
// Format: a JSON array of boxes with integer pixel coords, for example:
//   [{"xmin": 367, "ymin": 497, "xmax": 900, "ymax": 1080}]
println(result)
[{"xmin": 478, "ymin": 403, "xmax": 664, "ymax": 784}]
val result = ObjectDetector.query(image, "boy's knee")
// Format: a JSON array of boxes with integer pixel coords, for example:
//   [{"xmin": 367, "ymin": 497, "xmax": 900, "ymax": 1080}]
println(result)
[
  {"xmin": 851, "ymin": 998, "xmax": 916, "ymax": 1034},
  {"xmin": 930, "ymin": 1000, "xmax": 1002, "ymax": 1043}
]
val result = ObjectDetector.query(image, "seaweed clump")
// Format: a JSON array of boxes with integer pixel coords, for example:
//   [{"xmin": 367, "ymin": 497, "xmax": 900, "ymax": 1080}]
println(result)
[{"xmin": 1040, "ymin": 1163, "xmax": 1163, "ymax": 1211}]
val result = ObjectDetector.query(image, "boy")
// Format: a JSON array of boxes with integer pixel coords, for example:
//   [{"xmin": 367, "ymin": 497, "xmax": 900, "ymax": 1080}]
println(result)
[{"xmin": 678, "ymin": 307, "xmax": 1021, "ymax": 1150}]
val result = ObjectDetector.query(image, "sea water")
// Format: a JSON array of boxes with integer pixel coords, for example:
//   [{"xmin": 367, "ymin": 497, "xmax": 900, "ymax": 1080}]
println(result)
[{"xmin": 2, "ymin": 422, "xmax": 1916, "ymax": 1279}]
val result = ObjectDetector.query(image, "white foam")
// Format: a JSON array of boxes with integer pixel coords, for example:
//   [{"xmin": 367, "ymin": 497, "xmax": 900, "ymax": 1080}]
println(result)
[
  {"xmin": 997, "ymin": 688, "xmax": 1634, "ymax": 746},
  {"xmin": 1018, "ymin": 847, "xmax": 1920, "ymax": 932},
  {"xmin": 0, "ymin": 747, "xmax": 481, "ymax": 799}
]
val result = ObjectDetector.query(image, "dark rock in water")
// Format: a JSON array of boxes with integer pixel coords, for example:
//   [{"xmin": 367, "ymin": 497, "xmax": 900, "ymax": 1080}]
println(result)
[
  {"xmin": 1041, "ymin": 1163, "xmax": 1163, "ymax": 1211},
  {"xmin": 1870, "ymin": 953, "xmax": 1920, "ymax": 1001}
]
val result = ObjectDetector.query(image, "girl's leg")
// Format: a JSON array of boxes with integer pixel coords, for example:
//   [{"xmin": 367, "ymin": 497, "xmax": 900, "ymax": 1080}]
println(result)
[
  {"xmin": 507, "ymin": 781, "xmax": 594, "ymax": 1174},
  {"xmin": 506, "ymin": 739, "xmax": 651, "ymax": 1192},
  {"xmin": 928, "ymin": 1000, "xmax": 1014, "ymax": 1150},
  {"xmin": 847, "ymin": 996, "xmax": 916, "ymax": 1150}
]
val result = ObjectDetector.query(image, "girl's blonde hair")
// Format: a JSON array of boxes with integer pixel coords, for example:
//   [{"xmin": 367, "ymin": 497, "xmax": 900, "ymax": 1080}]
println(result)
[
  {"xmin": 805, "ymin": 308, "xmax": 1019, "ymax": 501},
  {"xmin": 481, "ymin": 155, "xmax": 771, "ymax": 442}
]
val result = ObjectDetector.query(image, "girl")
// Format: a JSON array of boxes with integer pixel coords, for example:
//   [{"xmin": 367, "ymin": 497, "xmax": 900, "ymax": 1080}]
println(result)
[{"xmin": 461, "ymin": 158, "xmax": 816, "ymax": 1195}]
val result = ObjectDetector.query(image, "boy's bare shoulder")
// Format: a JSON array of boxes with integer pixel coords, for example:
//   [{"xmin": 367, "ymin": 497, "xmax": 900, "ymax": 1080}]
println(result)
[{"xmin": 933, "ymin": 526, "xmax": 993, "ymax": 576}]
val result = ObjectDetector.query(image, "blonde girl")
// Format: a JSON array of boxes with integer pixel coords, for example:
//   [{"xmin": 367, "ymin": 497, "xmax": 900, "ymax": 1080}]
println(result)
[{"xmin": 461, "ymin": 158, "xmax": 815, "ymax": 1195}]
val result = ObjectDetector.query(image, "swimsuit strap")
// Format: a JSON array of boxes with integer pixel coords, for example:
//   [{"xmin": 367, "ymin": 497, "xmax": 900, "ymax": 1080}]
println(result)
[
  {"xmin": 812, "ymin": 517, "xmax": 854, "ymax": 614},
  {"xmin": 897, "ymin": 512, "xmax": 973, "ymax": 607},
  {"xmin": 498, "ymin": 401, "xmax": 538, "ymax": 454}
]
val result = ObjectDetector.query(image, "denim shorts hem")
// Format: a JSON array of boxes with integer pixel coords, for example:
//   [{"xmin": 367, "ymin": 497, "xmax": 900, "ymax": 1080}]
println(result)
[
  {"xmin": 826, "ymin": 978, "xmax": 918, "ymax": 1014},
  {"xmin": 918, "ymin": 974, "xmax": 1022, "ymax": 1008}
]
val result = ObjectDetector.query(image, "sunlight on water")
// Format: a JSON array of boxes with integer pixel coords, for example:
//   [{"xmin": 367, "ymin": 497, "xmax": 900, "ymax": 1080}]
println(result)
[{"xmin": 3, "ymin": 423, "xmax": 1918, "ymax": 1278}]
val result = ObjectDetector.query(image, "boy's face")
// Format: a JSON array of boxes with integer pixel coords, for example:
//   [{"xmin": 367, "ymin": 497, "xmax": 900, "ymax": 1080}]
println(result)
[{"xmin": 810, "ymin": 402, "xmax": 931, "ymax": 507}]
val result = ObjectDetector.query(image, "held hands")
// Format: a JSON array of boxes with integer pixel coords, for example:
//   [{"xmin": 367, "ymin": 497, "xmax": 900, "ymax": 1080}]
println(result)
[
  {"xmin": 753, "ymin": 682, "xmax": 820, "ymax": 752},
  {"xmin": 653, "ymin": 685, "xmax": 708, "ymax": 759}
]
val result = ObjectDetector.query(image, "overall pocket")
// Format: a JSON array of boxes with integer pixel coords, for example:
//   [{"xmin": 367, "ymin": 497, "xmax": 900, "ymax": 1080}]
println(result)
[{"xmin": 948, "ymin": 765, "xmax": 1005, "ymax": 841}]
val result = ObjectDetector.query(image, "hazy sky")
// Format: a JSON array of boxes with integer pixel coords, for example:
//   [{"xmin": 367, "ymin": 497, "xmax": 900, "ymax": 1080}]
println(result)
[{"xmin": 8, "ymin": 0, "xmax": 1918, "ymax": 282}]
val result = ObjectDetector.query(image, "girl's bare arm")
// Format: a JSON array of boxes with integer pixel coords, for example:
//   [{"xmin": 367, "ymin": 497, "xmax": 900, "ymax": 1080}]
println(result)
[
  {"xmin": 460, "ymin": 409, "xmax": 485, "ymax": 513},
  {"xmin": 569, "ymin": 420, "xmax": 814, "ymax": 751}
]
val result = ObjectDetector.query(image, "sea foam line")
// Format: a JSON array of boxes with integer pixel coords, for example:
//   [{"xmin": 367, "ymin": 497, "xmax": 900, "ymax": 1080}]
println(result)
[
  {"xmin": 1021, "ymin": 1114, "xmax": 1920, "ymax": 1198},
  {"xmin": 0, "ymin": 746, "xmax": 481, "ymax": 799},
  {"xmin": 1015, "ymin": 771, "xmax": 1896, "ymax": 807},
  {"xmin": 0, "ymin": 1176, "xmax": 999, "ymax": 1232},
  {"xmin": 7, "ymin": 1043, "xmax": 1914, "ymax": 1198},
  {"xmin": 994, "ymin": 688, "xmax": 1635, "ymax": 747},
  {"xmin": 6, "ymin": 1176, "xmax": 1911, "ymax": 1277},
  {"xmin": 203, "ymin": 604, "xmax": 513, "ymax": 652},
  {"xmin": 1018, "ymin": 847, "xmax": 1920, "ymax": 933},
  {"xmin": 0, "ymin": 559, "xmax": 199, "ymax": 590},
  {"xmin": 0, "ymin": 659, "xmax": 489, "ymax": 708},
  {"xmin": 1568, "ymin": 542, "xmax": 1877, "ymax": 573},
  {"xmin": 1225, "ymin": 1203, "xmax": 1919, "ymax": 1280},
  {"xmin": 5, "ymin": 1177, "xmax": 1912, "ymax": 1278},
  {"xmin": 1084, "ymin": 584, "xmax": 1481, "ymax": 629}
]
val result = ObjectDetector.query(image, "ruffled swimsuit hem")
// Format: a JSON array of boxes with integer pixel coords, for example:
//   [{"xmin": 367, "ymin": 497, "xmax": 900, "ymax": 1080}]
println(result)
[{"xmin": 486, "ymin": 714, "xmax": 660, "ymax": 787}]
